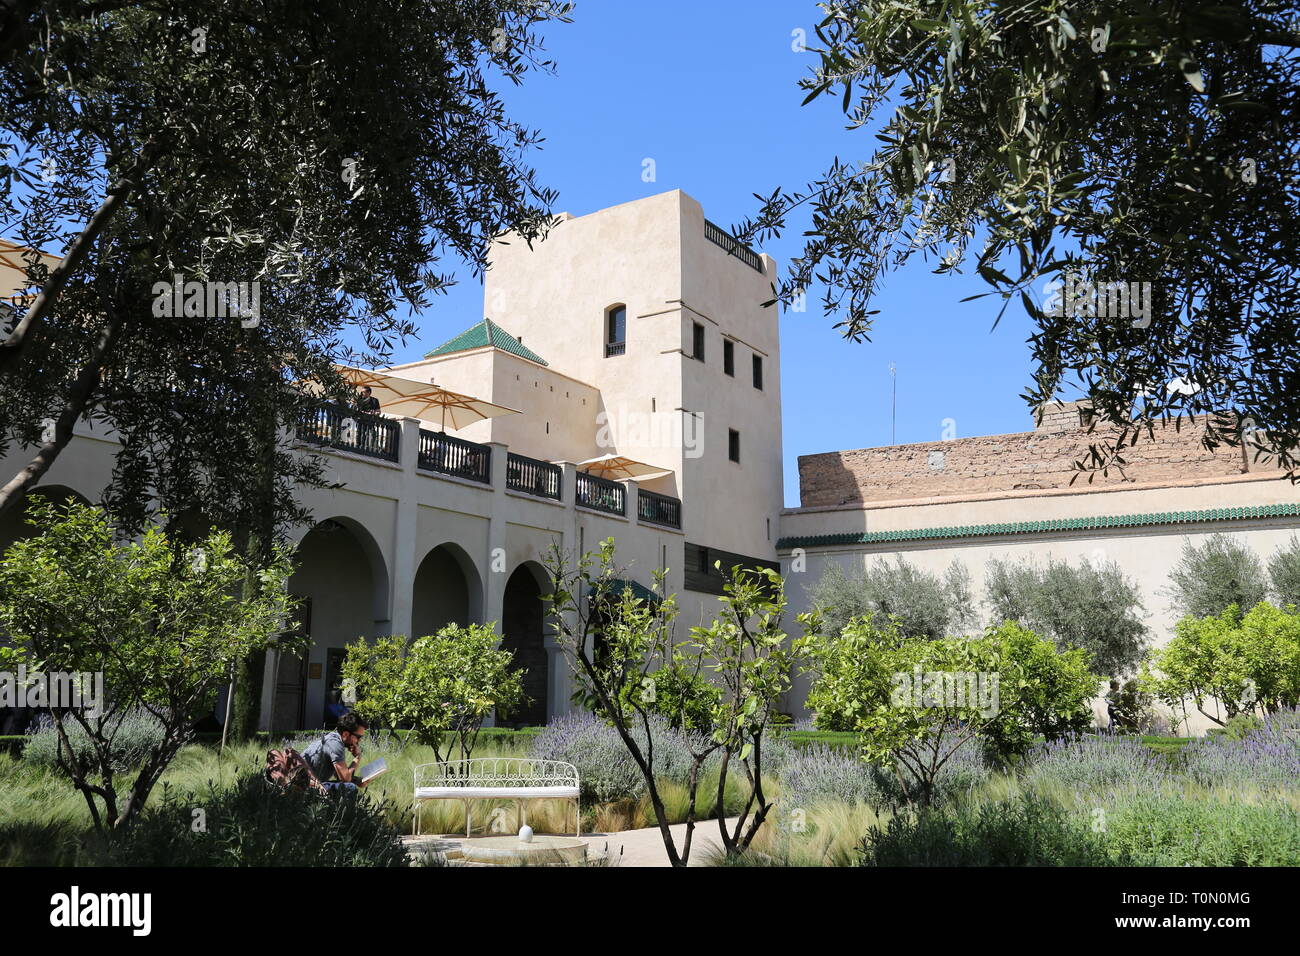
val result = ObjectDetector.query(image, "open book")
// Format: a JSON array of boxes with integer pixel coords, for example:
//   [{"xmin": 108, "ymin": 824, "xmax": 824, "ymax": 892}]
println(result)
[{"xmin": 358, "ymin": 758, "xmax": 388, "ymax": 784}]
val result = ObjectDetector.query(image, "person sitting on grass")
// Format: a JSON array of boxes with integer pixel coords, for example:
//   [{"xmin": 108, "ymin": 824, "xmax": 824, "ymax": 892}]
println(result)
[{"xmin": 302, "ymin": 712, "xmax": 371, "ymax": 793}]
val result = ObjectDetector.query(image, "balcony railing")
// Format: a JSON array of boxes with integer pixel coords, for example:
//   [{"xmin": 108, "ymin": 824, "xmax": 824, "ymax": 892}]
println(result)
[
  {"xmin": 294, "ymin": 410, "xmax": 682, "ymax": 522},
  {"xmin": 418, "ymin": 429, "xmax": 491, "ymax": 484},
  {"xmin": 576, "ymin": 471, "xmax": 626, "ymax": 516},
  {"xmin": 605, "ymin": 341, "xmax": 626, "ymax": 357},
  {"xmin": 638, "ymin": 488, "xmax": 682, "ymax": 529},
  {"xmin": 704, "ymin": 219, "xmax": 763, "ymax": 273},
  {"xmin": 296, "ymin": 404, "xmax": 400, "ymax": 462},
  {"xmin": 506, "ymin": 452, "xmax": 562, "ymax": 500}
]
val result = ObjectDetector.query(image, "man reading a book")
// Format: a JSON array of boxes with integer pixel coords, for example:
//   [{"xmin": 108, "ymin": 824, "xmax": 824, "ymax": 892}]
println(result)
[{"xmin": 302, "ymin": 713, "xmax": 370, "ymax": 792}]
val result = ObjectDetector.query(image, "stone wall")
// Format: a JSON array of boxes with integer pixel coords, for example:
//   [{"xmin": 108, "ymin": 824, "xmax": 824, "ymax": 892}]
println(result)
[{"xmin": 799, "ymin": 402, "xmax": 1251, "ymax": 507}]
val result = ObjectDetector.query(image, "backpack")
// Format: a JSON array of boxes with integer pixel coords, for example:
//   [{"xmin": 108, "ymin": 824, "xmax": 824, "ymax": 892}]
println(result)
[{"xmin": 264, "ymin": 747, "xmax": 326, "ymax": 793}]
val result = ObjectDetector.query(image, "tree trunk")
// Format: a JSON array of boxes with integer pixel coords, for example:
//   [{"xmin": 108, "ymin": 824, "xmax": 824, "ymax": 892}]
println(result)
[{"xmin": 0, "ymin": 306, "xmax": 125, "ymax": 517}]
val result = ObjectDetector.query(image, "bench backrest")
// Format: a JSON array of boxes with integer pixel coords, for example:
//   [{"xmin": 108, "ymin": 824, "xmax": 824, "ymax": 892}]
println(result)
[{"xmin": 413, "ymin": 758, "xmax": 578, "ymax": 790}]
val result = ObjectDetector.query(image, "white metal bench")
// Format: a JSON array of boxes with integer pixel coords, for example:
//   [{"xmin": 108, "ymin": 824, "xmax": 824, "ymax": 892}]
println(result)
[{"xmin": 412, "ymin": 758, "xmax": 580, "ymax": 837}]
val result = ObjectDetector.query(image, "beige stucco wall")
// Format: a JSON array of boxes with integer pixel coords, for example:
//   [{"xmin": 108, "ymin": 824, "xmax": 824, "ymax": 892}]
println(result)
[
  {"xmin": 778, "ymin": 473, "xmax": 1300, "ymax": 732},
  {"xmin": 479, "ymin": 189, "xmax": 785, "ymax": 561},
  {"xmin": 386, "ymin": 349, "xmax": 605, "ymax": 468}
]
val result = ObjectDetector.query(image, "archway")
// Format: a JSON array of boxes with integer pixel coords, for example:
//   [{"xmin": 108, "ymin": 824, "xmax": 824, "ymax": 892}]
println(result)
[
  {"xmin": 500, "ymin": 562, "xmax": 550, "ymax": 727},
  {"xmin": 412, "ymin": 542, "xmax": 483, "ymax": 636},
  {"xmin": 0, "ymin": 485, "xmax": 91, "ymax": 555},
  {"xmin": 280, "ymin": 517, "xmax": 390, "ymax": 730}
]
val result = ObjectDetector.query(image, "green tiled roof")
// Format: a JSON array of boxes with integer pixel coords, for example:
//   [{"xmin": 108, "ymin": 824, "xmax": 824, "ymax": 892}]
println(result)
[
  {"xmin": 601, "ymin": 577, "xmax": 661, "ymax": 604},
  {"xmin": 776, "ymin": 502, "xmax": 1300, "ymax": 551},
  {"xmin": 424, "ymin": 318, "xmax": 548, "ymax": 366}
]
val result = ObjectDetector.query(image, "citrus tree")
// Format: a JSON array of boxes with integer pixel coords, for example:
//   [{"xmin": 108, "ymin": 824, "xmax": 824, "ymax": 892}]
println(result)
[
  {"xmin": 0, "ymin": 501, "xmax": 296, "ymax": 829},
  {"xmin": 341, "ymin": 623, "xmax": 524, "ymax": 763},
  {"xmin": 545, "ymin": 539, "xmax": 813, "ymax": 865},
  {"xmin": 1142, "ymin": 602, "xmax": 1300, "ymax": 727},
  {"xmin": 805, "ymin": 618, "xmax": 1096, "ymax": 802}
]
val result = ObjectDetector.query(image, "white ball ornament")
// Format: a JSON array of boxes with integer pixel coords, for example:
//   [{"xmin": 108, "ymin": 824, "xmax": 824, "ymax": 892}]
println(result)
[{"xmin": 518, "ymin": 825, "xmax": 534, "ymax": 843}]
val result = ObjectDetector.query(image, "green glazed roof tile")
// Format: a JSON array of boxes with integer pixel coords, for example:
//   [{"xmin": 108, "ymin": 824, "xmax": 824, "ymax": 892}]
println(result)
[
  {"xmin": 776, "ymin": 501, "xmax": 1300, "ymax": 551},
  {"xmin": 424, "ymin": 318, "xmax": 549, "ymax": 366}
]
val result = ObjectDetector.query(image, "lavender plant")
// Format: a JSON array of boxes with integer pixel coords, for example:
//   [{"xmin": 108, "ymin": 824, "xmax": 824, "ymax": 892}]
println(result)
[
  {"xmin": 1023, "ymin": 735, "xmax": 1169, "ymax": 796},
  {"xmin": 1183, "ymin": 709, "xmax": 1300, "ymax": 790},
  {"xmin": 779, "ymin": 744, "xmax": 887, "ymax": 812},
  {"xmin": 530, "ymin": 711, "xmax": 716, "ymax": 804}
]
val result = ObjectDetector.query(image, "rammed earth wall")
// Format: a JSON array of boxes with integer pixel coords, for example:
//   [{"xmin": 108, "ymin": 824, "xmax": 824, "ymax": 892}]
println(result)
[{"xmin": 799, "ymin": 403, "xmax": 1252, "ymax": 508}]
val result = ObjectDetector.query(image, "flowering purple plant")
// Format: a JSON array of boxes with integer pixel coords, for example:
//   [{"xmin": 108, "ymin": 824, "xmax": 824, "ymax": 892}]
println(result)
[{"xmin": 1183, "ymin": 708, "xmax": 1300, "ymax": 790}]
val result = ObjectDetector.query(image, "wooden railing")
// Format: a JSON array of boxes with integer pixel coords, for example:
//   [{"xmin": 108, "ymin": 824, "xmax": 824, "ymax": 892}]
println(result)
[
  {"xmin": 637, "ymin": 489, "xmax": 682, "ymax": 529},
  {"xmin": 418, "ymin": 429, "xmax": 491, "ymax": 484},
  {"xmin": 576, "ymin": 471, "xmax": 626, "ymax": 516},
  {"xmin": 704, "ymin": 219, "xmax": 763, "ymax": 273},
  {"xmin": 506, "ymin": 452, "xmax": 562, "ymax": 500},
  {"xmin": 296, "ymin": 404, "xmax": 400, "ymax": 462}
]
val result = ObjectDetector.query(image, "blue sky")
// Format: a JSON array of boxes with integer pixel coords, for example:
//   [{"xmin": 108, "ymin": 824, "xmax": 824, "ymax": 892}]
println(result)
[{"xmin": 400, "ymin": 1, "xmax": 1044, "ymax": 507}]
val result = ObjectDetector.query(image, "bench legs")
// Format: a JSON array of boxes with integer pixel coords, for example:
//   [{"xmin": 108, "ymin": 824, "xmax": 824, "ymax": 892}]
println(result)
[{"xmin": 415, "ymin": 797, "xmax": 581, "ymax": 839}]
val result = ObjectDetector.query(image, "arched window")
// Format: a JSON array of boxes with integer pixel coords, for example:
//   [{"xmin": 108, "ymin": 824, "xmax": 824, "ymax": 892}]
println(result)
[{"xmin": 605, "ymin": 304, "xmax": 626, "ymax": 357}]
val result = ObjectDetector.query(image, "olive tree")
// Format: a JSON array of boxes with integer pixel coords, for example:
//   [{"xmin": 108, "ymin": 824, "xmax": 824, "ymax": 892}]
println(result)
[
  {"xmin": 985, "ymin": 554, "xmax": 1148, "ymax": 676},
  {"xmin": 811, "ymin": 556, "xmax": 976, "ymax": 640},
  {"xmin": 739, "ymin": 1, "xmax": 1300, "ymax": 475},
  {"xmin": 0, "ymin": 501, "xmax": 296, "ymax": 829},
  {"xmin": 1166, "ymin": 534, "xmax": 1268, "ymax": 620},
  {"xmin": 0, "ymin": 0, "xmax": 571, "ymax": 527},
  {"xmin": 1267, "ymin": 535, "xmax": 1300, "ymax": 608}
]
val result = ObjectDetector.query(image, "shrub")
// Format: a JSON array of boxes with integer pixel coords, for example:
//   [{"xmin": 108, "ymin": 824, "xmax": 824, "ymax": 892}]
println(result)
[
  {"xmin": 100, "ymin": 773, "xmax": 409, "ymax": 866},
  {"xmin": 778, "ymin": 744, "xmax": 887, "ymax": 812},
  {"xmin": 530, "ymin": 711, "xmax": 726, "ymax": 805},
  {"xmin": 984, "ymin": 555, "xmax": 1148, "ymax": 676},
  {"xmin": 1182, "ymin": 711, "xmax": 1300, "ymax": 790},
  {"xmin": 530, "ymin": 712, "xmax": 643, "ymax": 804},
  {"xmin": 859, "ymin": 793, "xmax": 1116, "ymax": 866},
  {"xmin": 23, "ymin": 711, "xmax": 167, "ymax": 775},
  {"xmin": 1104, "ymin": 794, "xmax": 1300, "ymax": 866},
  {"xmin": 1221, "ymin": 712, "xmax": 1265, "ymax": 740},
  {"xmin": 1166, "ymin": 533, "xmax": 1268, "ymax": 619},
  {"xmin": 811, "ymin": 557, "xmax": 975, "ymax": 641},
  {"xmin": 1023, "ymin": 734, "xmax": 1169, "ymax": 795}
]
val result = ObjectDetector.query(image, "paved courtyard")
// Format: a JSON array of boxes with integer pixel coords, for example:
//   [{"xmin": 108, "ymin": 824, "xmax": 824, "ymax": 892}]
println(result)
[{"xmin": 403, "ymin": 818, "xmax": 738, "ymax": 867}]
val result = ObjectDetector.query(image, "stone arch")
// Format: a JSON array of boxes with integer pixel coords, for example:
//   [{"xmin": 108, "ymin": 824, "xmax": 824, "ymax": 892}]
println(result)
[
  {"xmin": 0, "ymin": 484, "xmax": 92, "ymax": 555},
  {"xmin": 412, "ymin": 541, "xmax": 484, "ymax": 636},
  {"xmin": 500, "ymin": 560, "xmax": 552, "ymax": 727},
  {"xmin": 279, "ymin": 516, "xmax": 391, "ymax": 730}
]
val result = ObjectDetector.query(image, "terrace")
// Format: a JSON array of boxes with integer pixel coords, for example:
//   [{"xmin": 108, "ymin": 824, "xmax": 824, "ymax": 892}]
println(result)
[{"xmin": 295, "ymin": 403, "xmax": 683, "ymax": 530}]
